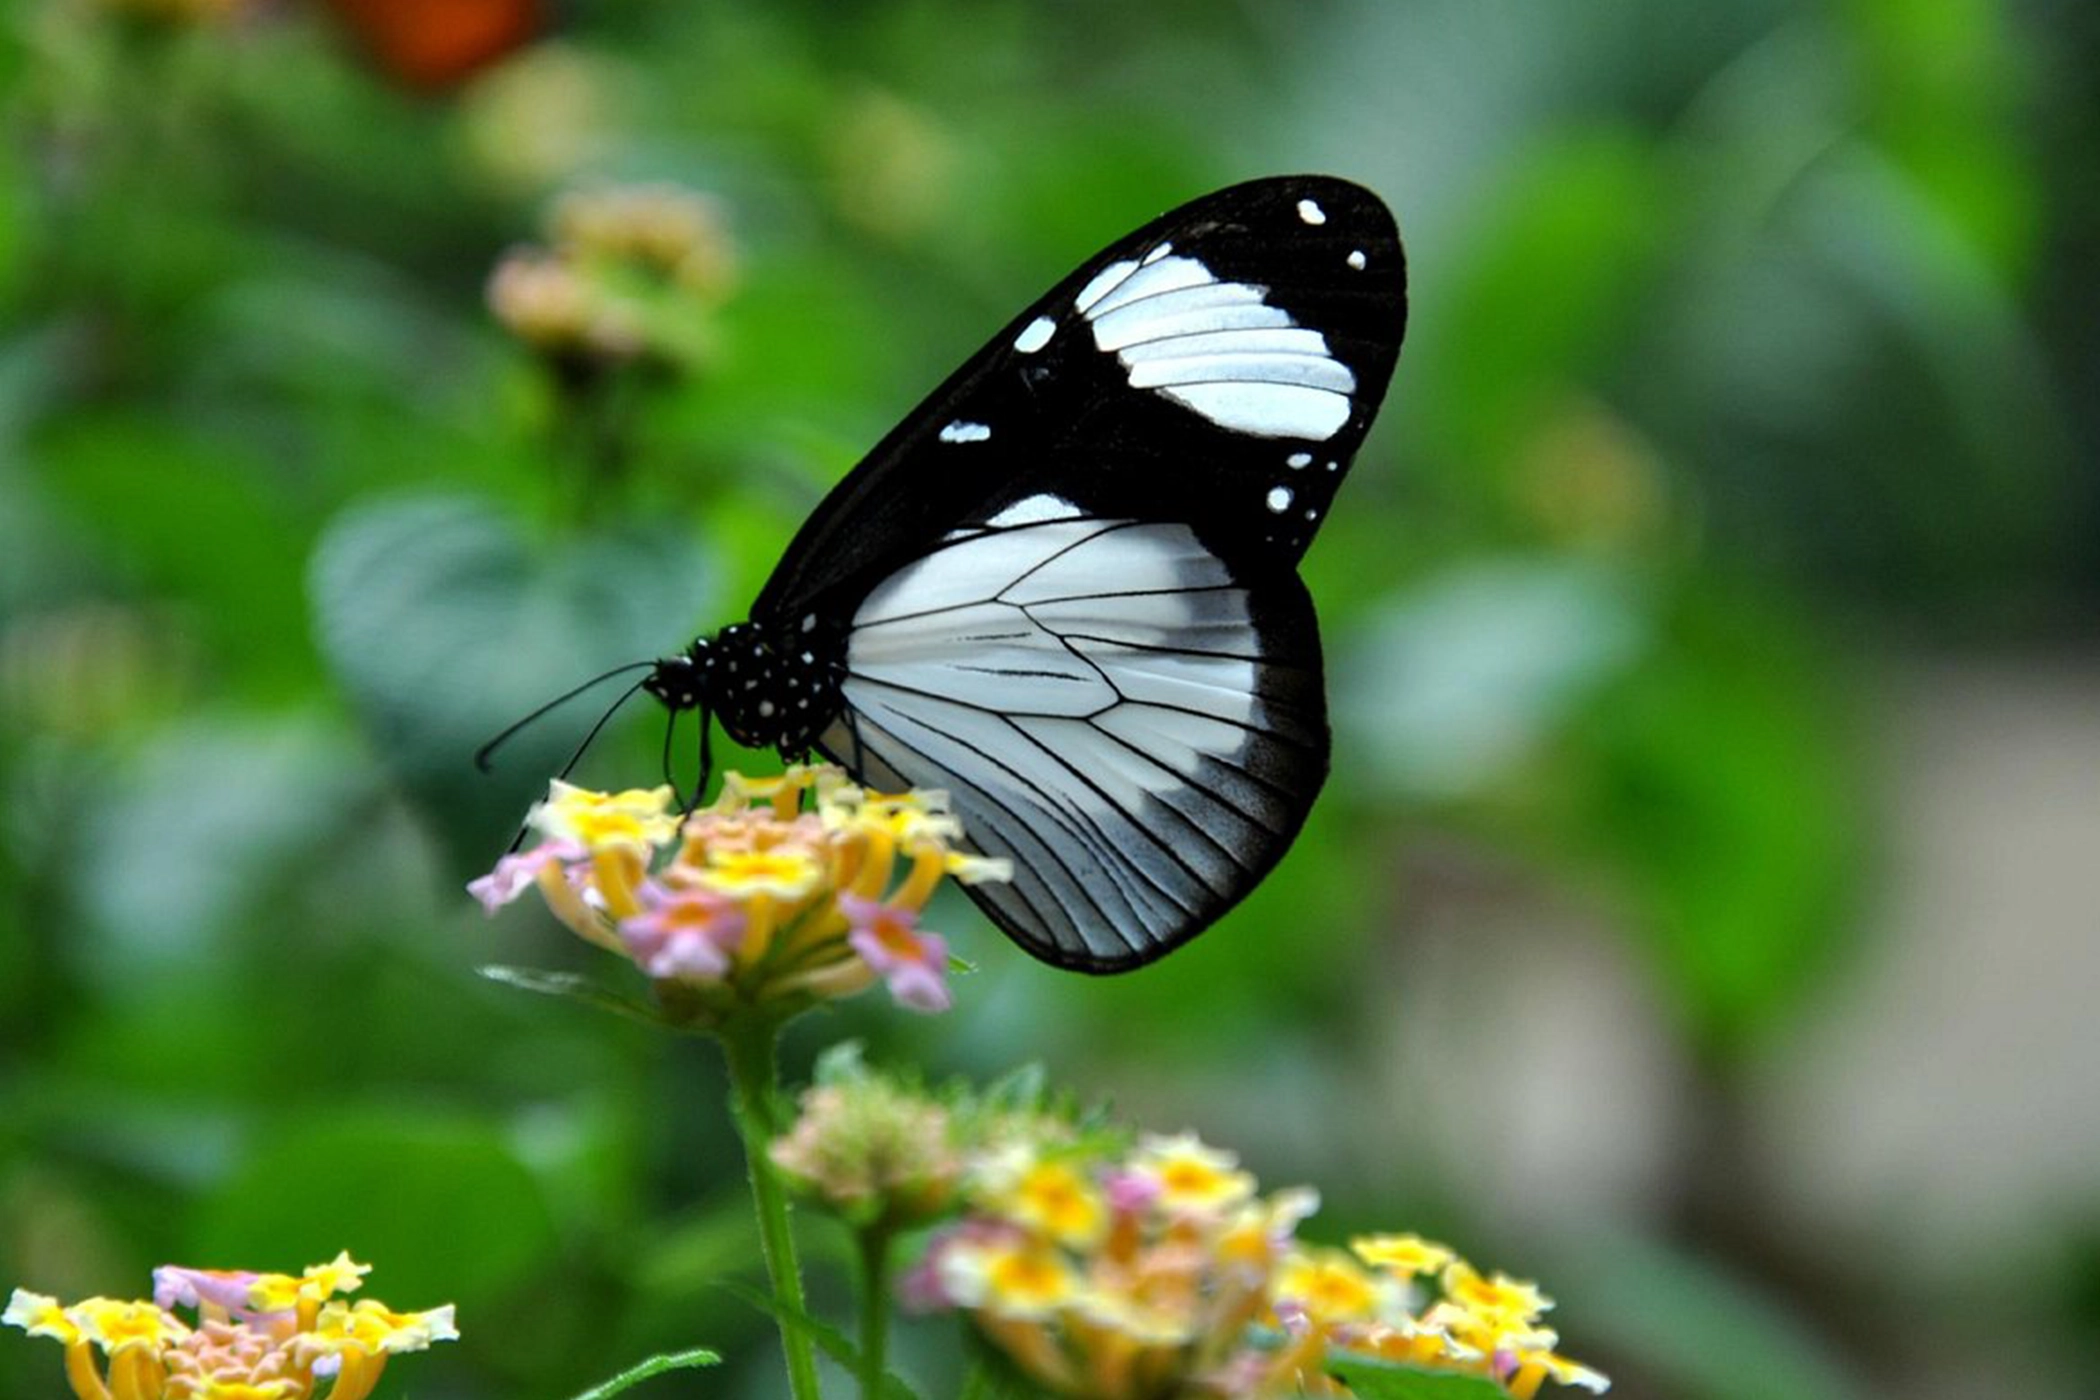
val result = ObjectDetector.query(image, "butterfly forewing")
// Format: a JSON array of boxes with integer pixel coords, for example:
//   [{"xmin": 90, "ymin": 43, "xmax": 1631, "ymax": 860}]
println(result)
[
  {"xmin": 752, "ymin": 176, "xmax": 1405, "ymax": 623},
  {"xmin": 749, "ymin": 176, "xmax": 1404, "ymax": 971}
]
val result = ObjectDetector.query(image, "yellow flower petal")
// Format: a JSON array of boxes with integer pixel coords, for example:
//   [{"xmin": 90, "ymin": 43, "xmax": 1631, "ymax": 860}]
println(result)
[
  {"xmin": 531, "ymin": 780, "xmax": 678, "ymax": 850},
  {"xmin": 1352, "ymin": 1232, "xmax": 1456, "ymax": 1279},
  {"xmin": 4, "ymin": 1290, "xmax": 81, "ymax": 1345},
  {"xmin": 1002, "ymin": 1160, "xmax": 1107, "ymax": 1249}
]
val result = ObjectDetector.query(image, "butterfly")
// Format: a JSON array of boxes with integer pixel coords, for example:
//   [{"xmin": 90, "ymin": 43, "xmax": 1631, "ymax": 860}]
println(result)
[{"xmin": 553, "ymin": 176, "xmax": 1405, "ymax": 972}]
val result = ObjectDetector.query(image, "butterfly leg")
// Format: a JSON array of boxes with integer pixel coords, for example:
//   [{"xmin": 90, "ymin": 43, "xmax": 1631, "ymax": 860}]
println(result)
[
  {"xmin": 694, "ymin": 702, "xmax": 715, "ymax": 812},
  {"xmin": 659, "ymin": 706, "xmax": 688, "ymax": 811}
]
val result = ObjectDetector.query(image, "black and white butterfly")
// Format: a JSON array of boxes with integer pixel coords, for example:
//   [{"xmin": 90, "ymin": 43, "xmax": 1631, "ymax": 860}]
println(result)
[{"xmin": 616, "ymin": 176, "xmax": 1403, "ymax": 972}]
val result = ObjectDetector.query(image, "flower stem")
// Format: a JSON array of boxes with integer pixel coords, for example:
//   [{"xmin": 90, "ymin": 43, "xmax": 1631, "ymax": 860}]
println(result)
[
  {"xmin": 854, "ymin": 1226, "xmax": 893, "ymax": 1399},
  {"xmin": 719, "ymin": 1013, "xmax": 822, "ymax": 1400}
]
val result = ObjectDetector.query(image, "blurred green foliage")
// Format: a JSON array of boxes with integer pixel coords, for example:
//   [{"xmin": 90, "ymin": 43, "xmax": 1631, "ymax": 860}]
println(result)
[{"xmin": 2, "ymin": 1, "xmax": 2093, "ymax": 1398}]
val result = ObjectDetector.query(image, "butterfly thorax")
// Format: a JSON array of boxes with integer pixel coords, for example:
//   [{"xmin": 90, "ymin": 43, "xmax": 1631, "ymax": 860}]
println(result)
[{"xmin": 644, "ymin": 619, "xmax": 845, "ymax": 753}]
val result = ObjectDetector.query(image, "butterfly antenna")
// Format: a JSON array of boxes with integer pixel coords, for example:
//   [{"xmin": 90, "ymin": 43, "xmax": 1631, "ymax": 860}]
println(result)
[
  {"xmin": 497, "ymin": 675, "xmax": 653, "ymax": 856},
  {"xmin": 549, "ymin": 677, "xmax": 652, "ymax": 786},
  {"xmin": 474, "ymin": 660, "xmax": 657, "ymax": 772}
]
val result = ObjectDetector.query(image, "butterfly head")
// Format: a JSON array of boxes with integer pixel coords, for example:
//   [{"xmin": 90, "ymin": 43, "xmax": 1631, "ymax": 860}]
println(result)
[{"xmin": 645, "ymin": 621, "xmax": 844, "ymax": 755}]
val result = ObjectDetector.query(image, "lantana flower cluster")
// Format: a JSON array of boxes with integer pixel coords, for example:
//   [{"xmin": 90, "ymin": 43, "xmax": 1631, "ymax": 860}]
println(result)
[
  {"xmin": 486, "ymin": 180, "xmax": 737, "ymax": 374},
  {"xmin": 4, "ymin": 1254, "xmax": 455, "ymax": 1400},
  {"xmin": 772, "ymin": 1065, "xmax": 1608, "ymax": 1400},
  {"xmin": 471, "ymin": 768, "xmax": 1010, "ymax": 1022}
]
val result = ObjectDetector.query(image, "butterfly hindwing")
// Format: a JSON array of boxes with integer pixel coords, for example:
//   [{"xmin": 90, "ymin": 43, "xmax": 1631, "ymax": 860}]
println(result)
[
  {"xmin": 821, "ymin": 499, "xmax": 1327, "ymax": 969},
  {"xmin": 747, "ymin": 176, "xmax": 1404, "ymax": 971}
]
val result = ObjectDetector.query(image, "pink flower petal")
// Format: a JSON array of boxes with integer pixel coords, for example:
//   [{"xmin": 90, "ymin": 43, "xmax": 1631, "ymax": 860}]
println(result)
[
  {"xmin": 619, "ymin": 882, "xmax": 746, "ymax": 982},
  {"xmin": 844, "ymin": 900, "xmax": 952, "ymax": 1014},
  {"xmin": 466, "ymin": 840, "xmax": 582, "ymax": 914}
]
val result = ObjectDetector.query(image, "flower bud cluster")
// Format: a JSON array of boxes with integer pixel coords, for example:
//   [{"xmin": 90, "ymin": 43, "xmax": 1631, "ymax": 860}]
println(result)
[
  {"xmin": 769, "ymin": 1066, "xmax": 1608, "ymax": 1400},
  {"xmin": 486, "ymin": 181, "xmax": 737, "ymax": 373}
]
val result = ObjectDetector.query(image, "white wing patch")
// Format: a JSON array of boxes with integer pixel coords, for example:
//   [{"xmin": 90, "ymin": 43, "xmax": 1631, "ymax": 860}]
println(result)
[
  {"xmin": 939, "ymin": 420, "xmax": 992, "ymax": 443},
  {"xmin": 835, "ymin": 504, "xmax": 1321, "ymax": 965},
  {"xmin": 985, "ymin": 495, "xmax": 1084, "ymax": 529},
  {"xmin": 1013, "ymin": 316, "xmax": 1056, "ymax": 354},
  {"xmin": 1078, "ymin": 252, "xmax": 1356, "ymax": 441}
]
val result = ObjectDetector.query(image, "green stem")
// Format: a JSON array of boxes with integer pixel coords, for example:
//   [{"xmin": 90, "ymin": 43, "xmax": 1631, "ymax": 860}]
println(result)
[
  {"xmin": 719, "ymin": 1014, "xmax": 823, "ymax": 1400},
  {"xmin": 854, "ymin": 1226, "xmax": 893, "ymax": 1399}
]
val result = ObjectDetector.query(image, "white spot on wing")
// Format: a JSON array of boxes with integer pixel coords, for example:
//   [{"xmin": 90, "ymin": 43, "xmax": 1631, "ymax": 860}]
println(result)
[
  {"xmin": 1347, "ymin": 249, "xmax": 1368, "ymax": 270},
  {"xmin": 1080, "ymin": 252, "xmax": 1356, "ymax": 441},
  {"xmin": 940, "ymin": 420, "xmax": 992, "ymax": 444},
  {"xmin": 1287, "ymin": 452, "xmax": 1313, "ymax": 469},
  {"xmin": 1090, "ymin": 286, "xmax": 1281, "ymax": 352},
  {"xmin": 1266, "ymin": 485, "xmax": 1294, "ymax": 513},
  {"xmin": 1116, "ymin": 327, "xmax": 1331, "ymax": 363},
  {"xmin": 1013, "ymin": 316, "xmax": 1055, "ymax": 354},
  {"xmin": 1074, "ymin": 259, "xmax": 1139, "ymax": 314},
  {"xmin": 1085, "ymin": 256, "xmax": 1215, "ymax": 319},
  {"xmin": 984, "ymin": 494, "xmax": 1083, "ymax": 529},
  {"xmin": 1167, "ymin": 382, "xmax": 1352, "ymax": 441},
  {"xmin": 1297, "ymin": 198, "xmax": 1326, "ymax": 225},
  {"xmin": 1125, "ymin": 351, "xmax": 1355, "ymax": 394}
]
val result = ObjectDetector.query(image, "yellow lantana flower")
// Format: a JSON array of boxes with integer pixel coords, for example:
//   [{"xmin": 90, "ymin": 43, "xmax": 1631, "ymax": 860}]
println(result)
[
  {"xmin": 472, "ymin": 766, "xmax": 1006, "ymax": 1023},
  {"xmin": 6, "ymin": 1259, "xmax": 452, "ymax": 1400}
]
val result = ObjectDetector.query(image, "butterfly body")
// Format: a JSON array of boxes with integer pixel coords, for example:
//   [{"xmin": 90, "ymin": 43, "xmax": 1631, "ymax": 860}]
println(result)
[{"xmin": 646, "ymin": 176, "xmax": 1406, "ymax": 972}]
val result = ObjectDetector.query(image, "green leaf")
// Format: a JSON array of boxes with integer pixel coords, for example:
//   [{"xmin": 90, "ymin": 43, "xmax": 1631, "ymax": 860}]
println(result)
[
  {"xmin": 1336, "ymin": 557, "xmax": 1648, "ymax": 799},
  {"xmin": 1324, "ymin": 1357, "xmax": 1511, "ymax": 1400},
  {"xmin": 306, "ymin": 493, "xmax": 713, "ymax": 848},
  {"xmin": 1408, "ymin": 128, "xmax": 1669, "ymax": 480},
  {"xmin": 477, "ymin": 965, "xmax": 666, "ymax": 1030},
  {"xmin": 568, "ymin": 1348, "xmax": 721, "ymax": 1400},
  {"xmin": 190, "ymin": 1107, "xmax": 557, "ymax": 1313},
  {"xmin": 1571, "ymin": 583, "xmax": 1861, "ymax": 1054},
  {"xmin": 1566, "ymin": 1232, "xmax": 1859, "ymax": 1400}
]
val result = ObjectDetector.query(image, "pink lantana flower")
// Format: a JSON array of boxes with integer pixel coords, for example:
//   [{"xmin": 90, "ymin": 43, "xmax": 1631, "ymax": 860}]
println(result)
[
  {"xmin": 840, "ymin": 893, "xmax": 951, "ymax": 1013},
  {"xmin": 466, "ymin": 839, "xmax": 581, "ymax": 913},
  {"xmin": 473, "ymin": 767, "xmax": 1003, "ymax": 1023},
  {"xmin": 619, "ymin": 882, "xmax": 747, "ymax": 979}
]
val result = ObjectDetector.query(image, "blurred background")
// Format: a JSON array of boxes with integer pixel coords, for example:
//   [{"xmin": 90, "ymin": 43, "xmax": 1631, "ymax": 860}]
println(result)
[{"xmin": 2, "ymin": 1, "xmax": 2095, "ymax": 1397}]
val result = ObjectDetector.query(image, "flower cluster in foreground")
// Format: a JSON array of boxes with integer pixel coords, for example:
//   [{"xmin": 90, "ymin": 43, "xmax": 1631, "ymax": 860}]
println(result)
[
  {"xmin": 5, "ymin": 1254, "xmax": 455, "ymax": 1400},
  {"xmin": 471, "ymin": 768, "xmax": 1010, "ymax": 1022},
  {"xmin": 774, "ymin": 1062, "xmax": 1607, "ymax": 1400}
]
